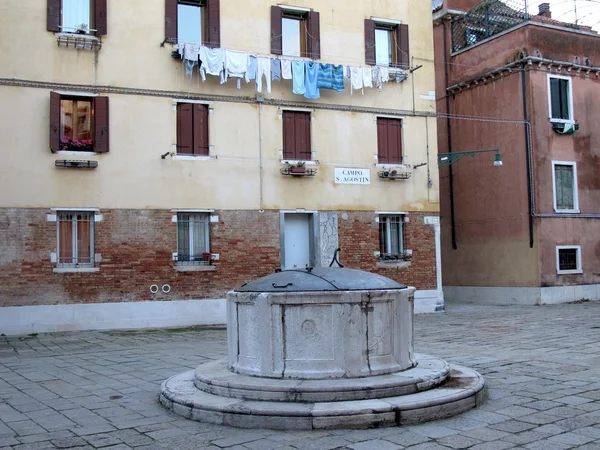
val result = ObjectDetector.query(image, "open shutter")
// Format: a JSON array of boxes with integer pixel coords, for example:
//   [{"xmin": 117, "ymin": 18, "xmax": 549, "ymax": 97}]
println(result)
[
  {"xmin": 94, "ymin": 0, "xmax": 107, "ymax": 35},
  {"xmin": 388, "ymin": 119, "xmax": 403, "ymax": 164},
  {"xmin": 93, "ymin": 97, "xmax": 110, "ymax": 153},
  {"xmin": 282, "ymin": 111, "xmax": 296, "ymax": 160},
  {"xmin": 397, "ymin": 24, "xmax": 410, "ymax": 69},
  {"xmin": 165, "ymin": 0, "xmax": 178, "ymax": 43},
  {"xmin": 47, "ymin": 0, "xmax": 61, "ymax": 32},
  {"xmin": 50, "ymin": 92, "xmax": 61, "ymax": 152},
  {"xmin": 206, "ymin": 0, "xmax": 220, "ymax": 48},
  {"xmin": 271, "ymin": 6, "xmax": 283, "ymax": 55},
  {"xmin": 177, "ymin": 103, "xmax": 194, "ymax": 155},
  {"xmin": 193, "ymin": 104, "xmax": 209, "ymax": 156},
  {"xmin": 377, "ymin": 118, "xmax": 389, "ymax": 164},
  {"xmin": 296, "ymin": 113, "xmax": 312, "ymax": 161},
  {"xmin": 365, "ymin": 19, "xmax": 375, "ymax": 65},
  {"xmin": 307, "ymin": 11, "xmax": 320, "ymax": 60}
]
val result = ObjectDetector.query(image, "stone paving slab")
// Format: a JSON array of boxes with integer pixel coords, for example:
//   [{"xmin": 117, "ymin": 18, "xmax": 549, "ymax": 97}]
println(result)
[{"xmin": 1, "ymin": 302, "xmax": 600, "ymax": 449}]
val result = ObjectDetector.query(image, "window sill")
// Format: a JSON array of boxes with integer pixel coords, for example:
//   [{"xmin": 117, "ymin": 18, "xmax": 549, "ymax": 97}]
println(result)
[
  {"xmin": 554, "ymin": 209, "xmax": 580, "ymax": 214},
  {"xmin": 549, "ymin": 119, "xmax": 576, "ymax": 124},
  {"xmin": 376, "ymin": 164, "xmax": 410, "ymax": 169},
  {"xmin": 557, "ymin": 270, "xmax": 583, "ymax": 275},
  {"xmin": 55, "ymin": 151, "xmax": 98, "ymax": 156},
  {"xmin": 376, "ymin": 260, "xmax": 411, "ymax": 269},
  {"xmin": 172, "ymin": 155, "xmax": 212, "ymax": 161},
  {"xmin": 53, "ymin": 267, "xmax": 99, "ymax": 273},
  {"xmin": 281, "ymin": 160, "xmax": 317, "ymax": 166},
  {"xmin": 174, "ymin": 265, "xmax": 216, "ymax": 272}
]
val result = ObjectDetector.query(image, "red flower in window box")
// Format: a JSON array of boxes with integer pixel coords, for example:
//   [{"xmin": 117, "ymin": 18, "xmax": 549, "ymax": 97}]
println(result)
[{"xmin": 60, "ymin": 137, "xmax": 93, "ymax": 151}]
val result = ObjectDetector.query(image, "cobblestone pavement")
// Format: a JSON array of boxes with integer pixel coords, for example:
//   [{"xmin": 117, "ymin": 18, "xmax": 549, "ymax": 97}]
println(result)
[{"xmin": 1, "ymin": 302, "xmax": 600, "ymax": 449}]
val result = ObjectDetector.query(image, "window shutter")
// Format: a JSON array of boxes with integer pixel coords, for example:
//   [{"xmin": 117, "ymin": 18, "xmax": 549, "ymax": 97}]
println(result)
[
  {"xmin": 165, "ymin": 0, "xmax": 178, "ymax": 43},
  {"xmin": 47, "ymin": 0, "xmax": 60, "ymax": 32},
  {"xmin": 94, "ymin": 0, "xmax": 107, "ymax": 35},
  {"xmin": 93, "ymin": 97, "xmax": 110, "ymax": 153},
  {"xmin": 177, "ymin": 103, "xmax": 194, "ymax": 155},
  {"xmin": 271, "ymin": 6, "xmax": 283, "ymax": 56},
  {"xmin": 365, "ymin": 19, "xmax": 375, "ymax": 65},
  {"xmin": 397, "ymin": 24, "xmax": 410, "ymax": 69},
  {"xmin": 206, "ymin": 0, "xmax": 221, "ymax": 48},
  {"xmin": 50, "ymin": 92, "xmax": 61, "ymax": 152},
  {"xmin": 377, "ymin": 118, "xmax": 389, "ymax": 163},
  {"xmin": 193, "ymin": 104, "xmax": 209, "ymax": 156},
  {"xmin": 296, "ymin": 112, "xmax": 312, "ymax": 160},
  {"xmin": 307, "ymin": 11, "xmax": 320, "ymax": 60},
  {"xmin": 282, "ymin": 111, "xmax": 296, "ymax": 160},
  {"xmin": 388, "ymin": 119, "xmax": 403, "ymax": 164}
]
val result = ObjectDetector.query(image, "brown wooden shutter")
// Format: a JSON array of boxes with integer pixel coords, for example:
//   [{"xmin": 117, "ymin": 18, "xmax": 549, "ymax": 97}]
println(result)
[
  {"xmin": 296, "ymin": 112, "xmax": 312, "ymax": 161},
  {"xmin": 94, "ymin": 0, "xmax": 107, "ymax": 35},
  {"xmin": 271, "ymin": 6, "xmax": 283, "ymax": 56},
  {"xmin": 365, "ymin": 19, "xmax": 375, "ymax": 65},
  {"xmin": 282, "ymin": 111, "xmax": 296, "ymax": 160},
  {"xmin": 165, "ymin": 0, "xmax": 178, "ymax": 43},
  {"xmin": 307, "ymin": 11, "xmax": 320, "ymax": 60},
  {"xmin": 397, "ymin": 24, "xmax": 409, "ymax": 69},
  {"xmin": 93, "ymin": 97, "xmax": 110, "ymax": 153},
  {"xmin": 206, "ymin": 0, "xmax": 220, "ymax": 48},
  {"xmin": 177, "ymin": 103, "xmax": 194, "ymax": 155},
  {"xmin": 193, "ymin": 104, "xmax": 209, "ymax": 156},
  {"xmin": 388, "ymin": 119, "xmax": 403, "ymax": 164},
  {"xmin": 47, "ymin": 0, "xmax": 60, "ymax": 32},
  {"xmin": 50, "ymin": 92, "xmax": 61, "ymax": 152},
  {"xmin": 377, "ymin": 118, "xmax": 389, "ymax": 164}
]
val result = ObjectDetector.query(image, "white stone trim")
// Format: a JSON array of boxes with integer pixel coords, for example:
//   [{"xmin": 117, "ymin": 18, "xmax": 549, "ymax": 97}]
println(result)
[
  {"xmin": 0, "ymin": 299, "xmax": 227, "ymax": 336},
  {"xmin": 443, "ymin": 285, "xmax": 600, "ymax": 306},
  {"xmin": 547, "ymin": 73, "xmax": 574, "ymax": 123},
  {"xmin": 370, "ymin": 17, "xmax": 402, "ymax": 25},
  {"xmin": 556, "ymin": 245, "xmax": 583, "ymax": 274},
  {"xmin": 280, "ymin": 159, "xmax": 317, "ymax": 165},
  {"xmin": 277, "ymin": 4, "xmax": 311, "ymax": 12},
  {"xmin": 172, "ymin": 155, "xmax": 213, "ymax": 161},
  {"xmin": 551, "ymin": 160, "xmax": 579, "ymax": 213},
  {"xmin": 50, "ymin": 207, "xmax": 100, "ymax": 212},
  {"xmin": 278, "ymin": 106, "xmax": 314, "ymax": 113},
  {"xmin": 54, "ymin": 151, "xmax": 98, "ymax": 156},
  {"xmin": 53, "ymin": 90, "xmax": 99, "ymax": 97},
  {"xmin": 171, "ymin": 209, "xmax": 215, "ymax": 213},
  {"xmin": 53, "ymin": 267, "xmax": 100, "ymax": 273},
  {"xmin": 172, "ymin": 99, "xmax": 213, "ymax": 105}
]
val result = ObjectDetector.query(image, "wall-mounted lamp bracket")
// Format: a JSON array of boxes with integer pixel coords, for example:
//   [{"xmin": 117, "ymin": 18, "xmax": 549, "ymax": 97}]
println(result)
[{"xmin": 438, "ymin": 148, "xmax": 502, "ymax": 167}]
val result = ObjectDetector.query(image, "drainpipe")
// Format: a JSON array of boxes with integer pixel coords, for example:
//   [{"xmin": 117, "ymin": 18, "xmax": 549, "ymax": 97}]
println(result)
[
  {"xmin": 520, "ymin": 64, "xmax": 534, "ymax": 248},
  {"xmin": 443, "ymin": 19, "xmax": 457, "ymax": 249},
  {"xmin": 257, "ymin": 98, "xmax": 264, "ymax": 212}
]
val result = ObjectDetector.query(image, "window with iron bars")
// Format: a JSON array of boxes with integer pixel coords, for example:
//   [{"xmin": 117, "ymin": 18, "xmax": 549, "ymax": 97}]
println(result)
[
  {"xmin": 57, "ymin": 211, "xmax": 94, "ymax": 267},
  {"xmin": 176, "ymin": 213, "xmax": 210, "ymax": 265},
  {"xmin": 557, "ymin": 246, "xmax": 581, "ymax": 274},
  {"xmin": 378, "ymin": 215, "xmax": 406, "ymax": 261}
]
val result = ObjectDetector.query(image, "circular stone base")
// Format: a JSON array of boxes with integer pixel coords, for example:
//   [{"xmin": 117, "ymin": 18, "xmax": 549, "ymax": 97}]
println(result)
[
  {"xmin": 160, "ymin": 356, "xmax": 485, "ymax": 430},
  {"xmin": 194, "ymin": 355, "xmax": 450, "ymax": 402}
]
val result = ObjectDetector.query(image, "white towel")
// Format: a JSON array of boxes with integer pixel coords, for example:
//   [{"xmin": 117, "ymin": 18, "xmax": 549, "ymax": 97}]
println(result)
[
  {"xmin": 281, "ymin": 59, "xmax": 293, "ymax": 80},
  {"xmin": 362, "ymin": 67, "xmax": 373, "ymax": 88},
  {"xmin": 179, "ymin": 43, "xmax": 200, "ymax": 62},
  {"xmin": 350, "ymin": 67, "xmax": 363, "ymax": 95},
  {"xmin": 199, "ymin": 46, "xmax": 224, "ymax": 81}
]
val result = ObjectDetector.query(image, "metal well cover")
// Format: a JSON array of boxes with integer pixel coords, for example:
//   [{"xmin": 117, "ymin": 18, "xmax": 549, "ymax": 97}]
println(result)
[{"xmin": 235, "ymin": 267, "xmax": 407, "ymax": 292}]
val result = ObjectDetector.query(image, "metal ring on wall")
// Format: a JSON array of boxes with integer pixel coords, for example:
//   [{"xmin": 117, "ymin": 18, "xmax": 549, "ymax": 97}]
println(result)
[
  {"xmin": 150, "ymin": 284, "xmax": 159, "ymax": 294},
  {"xmin": 162, "ymin": 284, "xmax": 171, "ymax": 294}
]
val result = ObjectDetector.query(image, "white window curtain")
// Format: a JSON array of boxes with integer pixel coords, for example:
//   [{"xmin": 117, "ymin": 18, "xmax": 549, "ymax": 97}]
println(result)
[
  {"xmin": 62, "ymin": 0, "xmax": 91, "ymax": 32},
  {"xmin": 375, "ymin": 29, "xmax": 391, "ymax": 66}
]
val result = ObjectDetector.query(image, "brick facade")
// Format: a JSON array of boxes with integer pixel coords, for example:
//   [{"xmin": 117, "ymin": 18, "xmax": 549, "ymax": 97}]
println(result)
[{"xmin": 0, "ymin": 208, "xmax": 437, "ymax": 307}]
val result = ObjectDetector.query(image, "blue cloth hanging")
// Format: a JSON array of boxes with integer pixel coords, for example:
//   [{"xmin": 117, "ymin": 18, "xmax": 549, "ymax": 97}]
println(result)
[{"xmin": 304, "ymin": 62, "xmax": 320, "ymax": 99}]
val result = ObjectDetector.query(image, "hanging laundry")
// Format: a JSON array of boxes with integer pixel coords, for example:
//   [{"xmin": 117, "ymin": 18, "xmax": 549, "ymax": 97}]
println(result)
[
  {"xmin": 373, "ymin": 66, "xmax": 383, "ymax": 92},
  {"xmin": 317, "ymin": 63, "xmax": 333, "ymax": 89},
  {"xmin": 345, "ymin": 66, "xmax": 352, "ymax": 79},
  {"xmin": 350, "ymin": 67, "xmax": 363, "ymax": 94},
  {"xmin": 362, "ymin": 66, "xmax": 373, "ymax": 88},
  {"xmin": 292, "ymin": 60, "xmax": 306, "ymax": 95},
  {"xmin": 281, "ymin": 59, "xmax": 293, "ymax": 80},
  {"xmin": 380, "ymin": 66, "xmax": 390, "ymax": 84},
  {"xmin": 224, "ymin": 49, "xmax": 249, "ymax": 88},
  {"xmin": 199, "ymin": 46, "xmax": 224, "ymax": 81},
  {"xmin": 331, "ymin": 65, "xmax": 345, "ymax": 92},
  {"xmin": 179, "ymin": 43, "xmax": 201, "ymax": 62},
  {"xmin": 304, "ymin": 61, "xmax": 320, "ymax": 99},
  {"xmin": 246, "ymin": 56, "xmax": 257, "ymax": 82},
  {"xmin": 256, "ymin": 57, "xmax": 272, "ymax": 94},
  {"xmin": 271, "ymin": 59, "xmax": 281, "ymax": 81}
]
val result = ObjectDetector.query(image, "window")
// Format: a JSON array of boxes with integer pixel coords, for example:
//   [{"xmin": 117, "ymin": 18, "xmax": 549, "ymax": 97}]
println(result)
[
  {"xmin": 57, "ymin": 211, "xmax": 94, "ymax": 268},
  {"xmin": 177, "ymin": 103, "xmax": 209, "ymax": 156},
  {"xmin": 177, "ymin": 213, "xmax": 210, "ymax": 265},
  {"xmin": 556, "ymin": 246, "xmax": 582, "ymax": 274},
  {"xmin": 282, "ymin": 111, "xmax": 311, "ymax": 161},
  {"xmin": 377, "ymin": 118, "xmax": 403, "ymax": 164},
  {"xmin": 548, "ymin": 75, "xmax": 573, "ymax": 122},
  {"xmin": 552, "ymin": 161, "xmax": 579, "ymax": 213},
  {"xmin": 271, "ymin": 6, "xmax": 320, "ymax": 59},
  {"xmin": 365, "ymin": 19, "xmax": 409, "ymax": 68},
  {"xmin": 379, "ymin": 215, "xmax": 405, "ymax": 260},
  {"xmin": 47, "ymin": 0, "xmax": 107, "ymax": 35},
  {"xmin": 50, "ymin": 92, "xmax": 110, "ymax": 153},
  {"xmin": 165, "ymin": 0, "xmax": 220, "ymax": 47},
  {"xmin": 465, "ymin": 26, "xmax": 485, "ymax": 45}
]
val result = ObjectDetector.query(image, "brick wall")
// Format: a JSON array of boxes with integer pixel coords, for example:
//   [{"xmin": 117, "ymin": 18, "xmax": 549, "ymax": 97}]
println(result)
[{"xmin": 0, "ymin": 209, "xmax": 437, "ymax": 307}]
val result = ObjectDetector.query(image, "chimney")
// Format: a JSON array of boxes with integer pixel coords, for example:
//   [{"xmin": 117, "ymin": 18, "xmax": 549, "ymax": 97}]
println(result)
[{"xmin": 538, "ymin": 3, "xmax": 552, "ymax": 18}]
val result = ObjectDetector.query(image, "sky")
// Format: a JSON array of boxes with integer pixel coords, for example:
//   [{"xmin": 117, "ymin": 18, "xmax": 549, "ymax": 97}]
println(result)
[{"xmin": 526, "ymin": 0, "xmax": 600, "ymax": 31}]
